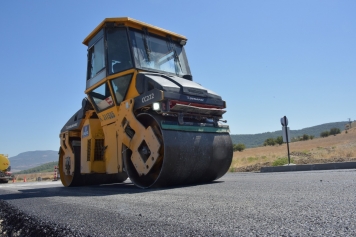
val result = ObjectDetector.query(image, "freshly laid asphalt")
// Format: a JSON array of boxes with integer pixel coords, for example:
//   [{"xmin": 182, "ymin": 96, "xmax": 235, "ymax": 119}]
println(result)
[{"xmin": 0, "ymin": 170, "xmax": 355, "ymax": 236}]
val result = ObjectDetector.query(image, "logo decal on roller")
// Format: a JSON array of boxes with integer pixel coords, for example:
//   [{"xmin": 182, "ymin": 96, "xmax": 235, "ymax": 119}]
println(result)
[
  {"xmin": 186, "ymin": 96, "xmax": 204, "ymax": 102},
  {"xmin": 66, "ymin": 122, "xmax": 78, "ymax": 130},
  {"xmin": 82, "ymin": 125, "xmax": 89, "ymax": 138}
]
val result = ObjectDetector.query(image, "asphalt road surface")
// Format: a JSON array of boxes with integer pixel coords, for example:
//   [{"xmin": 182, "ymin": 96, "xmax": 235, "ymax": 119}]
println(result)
[{"xmin": 0, "ymin": 170, "xmax": 355, "ymax": 236}]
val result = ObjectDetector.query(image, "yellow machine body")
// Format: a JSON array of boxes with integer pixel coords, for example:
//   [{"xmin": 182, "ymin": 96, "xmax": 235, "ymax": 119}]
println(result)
[
  {"xmin": 0, "ymin": 154, "xmax": 10, "ymax": 171},
  {"xmin": 59, "ymin": 17, "xmax": 233, "ymax": 188},
  {"xmin": 0, "ymin": 154, "xmax": 11, "ymax": 183}
]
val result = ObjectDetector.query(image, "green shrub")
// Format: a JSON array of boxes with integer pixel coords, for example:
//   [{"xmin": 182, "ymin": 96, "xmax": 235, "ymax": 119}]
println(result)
[
  {"xmin": 302, "ymin": 134, "xmax": 309, "ymax": 140},
  {"xmin": 272, "ymin": 157, "xmax": 294, "ymax": 166},
  {"xmin": 320, "ymin": 131, "xmax": 330, "ymax": 137},
  {"xmin": 329, "ymin": 128, "xmax": 341, "ymax": 136},
  {"xmin": 233, "ymin": 143, "xmax": 246, "ymax": 152},
  {"xmin": 263, "ymin": 138, "xmax": 275, "ymax": 146},
  {"xmin": 275, "ymin": 136, "xmax": 283, "ymax": 145}
]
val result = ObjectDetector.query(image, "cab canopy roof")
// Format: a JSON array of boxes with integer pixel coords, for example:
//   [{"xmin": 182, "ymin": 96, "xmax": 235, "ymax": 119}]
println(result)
[{"xmin": 83, "ymin": 17, "xmax": 187, "ymax": 46}]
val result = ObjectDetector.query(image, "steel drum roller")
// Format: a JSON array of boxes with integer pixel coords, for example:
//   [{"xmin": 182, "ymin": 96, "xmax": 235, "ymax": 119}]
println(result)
[{"xmin": 124, "ymin": 113, "xmax": 233, "ymax": 188}]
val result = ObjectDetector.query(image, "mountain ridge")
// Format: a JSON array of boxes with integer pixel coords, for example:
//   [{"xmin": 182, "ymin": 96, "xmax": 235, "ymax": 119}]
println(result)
[
  {"xmin": 9, "ymin": 150, "xmax": 58, "ymax": 172},
  {"xmin": 230, "ymin": 121, "xmax": 348, "ymax": 148}
]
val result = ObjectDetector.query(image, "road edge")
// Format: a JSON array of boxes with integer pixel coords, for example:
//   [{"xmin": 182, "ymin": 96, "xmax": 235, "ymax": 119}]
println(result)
[{"xmin": 260, "ymin": 161, "xmax": 356, "ymax": 172}]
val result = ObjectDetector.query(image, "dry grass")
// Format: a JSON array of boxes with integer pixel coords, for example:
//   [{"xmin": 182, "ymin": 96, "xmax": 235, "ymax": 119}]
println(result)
[
  {"xmin": 231, "ymin": 127, "xmax": 356, "ymax": 172},
  {"xmin": 12, "ymin": 172, "xmax": 54, "ymax": 182}
]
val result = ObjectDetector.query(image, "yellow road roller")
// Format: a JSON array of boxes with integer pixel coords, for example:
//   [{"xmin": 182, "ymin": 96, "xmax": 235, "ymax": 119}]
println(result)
[
  {"xmin": 59, "ymin": 17, "xmax": 232, "ymax": 188},
  {"xmin": 0, "ymin": 154, "xmax": 12, "ymax": 183}
]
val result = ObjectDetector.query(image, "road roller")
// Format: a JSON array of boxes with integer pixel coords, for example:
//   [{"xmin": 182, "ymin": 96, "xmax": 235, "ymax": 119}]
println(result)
[
  {"xmin": 0, "ymin": 154, "xmax": 12, "ymax": 183},
  {"xmin": 59, "ymin": 17, "xmax": 232, "ymax": 188}
]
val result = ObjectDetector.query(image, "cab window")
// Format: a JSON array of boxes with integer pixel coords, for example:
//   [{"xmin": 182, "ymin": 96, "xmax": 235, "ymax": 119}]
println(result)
[
  {"xmin": 88, "ymin": 83, "xmax": 114, "ymax": 111},
  {"xmin": 111, "ymin": 74, "xmax": 132, "ymax": 104},
  {"xmin": 129, "ymin": 29, "xmax": 191, "ymax": 77},
  {"xmin": 87, "ymin": 37, "xmax": 105, "ymax": 79},
  {"xmin": 106, "ymin": 28, "xmax": 133, "ymax": 75}
]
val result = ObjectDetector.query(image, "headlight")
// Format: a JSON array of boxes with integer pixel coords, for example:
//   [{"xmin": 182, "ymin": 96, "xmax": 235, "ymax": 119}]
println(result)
[{"xmin": 152, "ymin": 102, "xmax": 160, "ymax": 111}]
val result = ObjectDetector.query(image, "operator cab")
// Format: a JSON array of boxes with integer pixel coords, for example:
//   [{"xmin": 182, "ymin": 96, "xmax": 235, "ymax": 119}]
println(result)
[{"xmin": 84, "ymin": 17, "xmax": 192, "ymax": 90}]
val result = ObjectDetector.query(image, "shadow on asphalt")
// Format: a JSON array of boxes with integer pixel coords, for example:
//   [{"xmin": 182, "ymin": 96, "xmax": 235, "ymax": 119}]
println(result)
[{"xmin": 0, "ymin": 180, "xmax": 224, "ymax": 201}]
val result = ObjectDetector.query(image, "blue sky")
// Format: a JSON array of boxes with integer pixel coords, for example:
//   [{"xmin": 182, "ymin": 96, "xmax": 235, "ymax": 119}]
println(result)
[{"xmin": 1, "ymin": 1, "xmax": 355, "ymax": 157}]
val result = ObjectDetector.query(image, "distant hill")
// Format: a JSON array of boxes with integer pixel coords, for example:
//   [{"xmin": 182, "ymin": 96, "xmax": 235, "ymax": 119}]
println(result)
[
  {"xmin": 9, "ymin": 150, "xmax": 58, "ymax": 172},
  {"xmin": 14, "ymin": 161, "xmax": 58, "ymax": 174},
  {"xmin": 231, "ymin": 121, "xmax": 348, "ymax": 148}
]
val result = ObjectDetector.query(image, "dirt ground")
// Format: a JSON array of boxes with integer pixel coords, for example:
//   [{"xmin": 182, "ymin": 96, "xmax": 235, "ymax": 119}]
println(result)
[
  {"xmin": 11, "ymin": 172, "xmax": 54, "ymax": 183},
  {"xmin": 231, "ymin": 127, "xmax": 356, "ymax": 172}
]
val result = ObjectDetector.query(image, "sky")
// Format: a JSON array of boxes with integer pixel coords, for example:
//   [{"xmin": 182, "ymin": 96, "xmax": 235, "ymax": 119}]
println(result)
[{"xmin": 0, "ymin": 0, "xmax": 355, "ymax": 157}]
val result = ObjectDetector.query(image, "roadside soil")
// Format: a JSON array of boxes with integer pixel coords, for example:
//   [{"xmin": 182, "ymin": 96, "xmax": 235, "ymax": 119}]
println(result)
[
  {"xmin": 231, "ymin": 127, "xmax": 356, "ymax": 172},
  {"xmin": 11, "ymin": 172, "xmax": 53, "ymax": 183}
]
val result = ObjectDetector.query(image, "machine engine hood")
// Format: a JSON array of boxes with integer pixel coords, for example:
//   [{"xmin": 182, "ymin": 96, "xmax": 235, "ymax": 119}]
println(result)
[{"xmin": 136, "ymin": 72, "xmax": 222, "ymax": 100}]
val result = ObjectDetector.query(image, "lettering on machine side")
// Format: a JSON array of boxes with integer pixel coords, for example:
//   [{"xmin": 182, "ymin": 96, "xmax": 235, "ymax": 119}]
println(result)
[
  {"xmin": 186, "ymin": 96, "xmax": 204, "ymax": 102},
  {"xmin": 102, "ymin": 111, "xmax": 116, "ymax": 121},
  {"xmin": 66, "ymin": 122, "xmax": 78, "ymax": 130},
  {"xmin": 142, "ymin": 93, "xmax": 155, "ymax": 103}
]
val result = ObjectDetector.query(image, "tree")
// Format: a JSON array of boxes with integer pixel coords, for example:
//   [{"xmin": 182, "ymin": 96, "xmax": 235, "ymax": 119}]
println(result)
[
  {"xmin": 302, "ymin": 134, "xmax": 309, "ymax": 141},
  {"xmin": 263, "ymin": 138, "xmax": 275, "ymax": 146},
  {"xmin": 275, "ymin": 136, "xmax": 283, "ymax": 145},
  {"xmin": 233, "ymin": 143, "xmax": 246, "ymax": 152},
  {"xmin": 320, "ymin": 131, "xmax": 330, "ymax": 137},
  {"xmin": 329, "ymin": 128, "xmax": 341, "ymax": 136}
]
